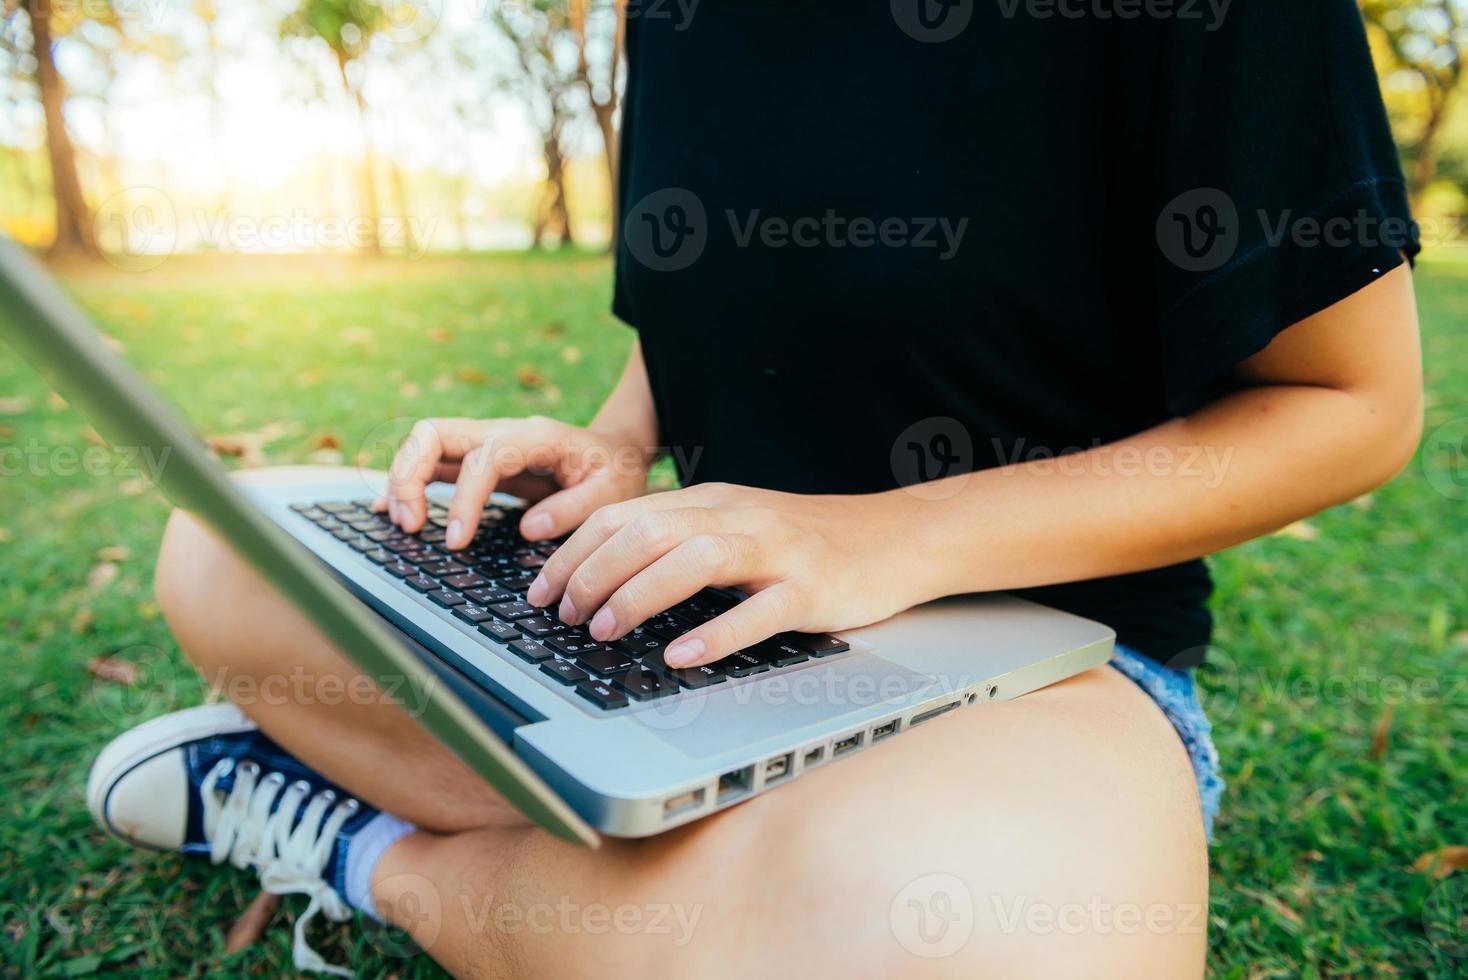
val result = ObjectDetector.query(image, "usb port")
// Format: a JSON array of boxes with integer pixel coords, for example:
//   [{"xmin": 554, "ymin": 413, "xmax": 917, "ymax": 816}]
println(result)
[
  {"xmin": 763, "ymin": 753, "xmax": 793, "ymax": 784},
  {"xmin": 803, "ymin": 746, "xmax": 824, "ymax": 768},
  {"xmin": 663, "ymin": 787, "xmax": 705, "ymax": 818},
  {"xmin": 833, "ymin": 732, "xmax": 863, "ymax": 756},
  {"xmin": 872, "ymin": 719, "xmax": 899, "ymax": 741}
]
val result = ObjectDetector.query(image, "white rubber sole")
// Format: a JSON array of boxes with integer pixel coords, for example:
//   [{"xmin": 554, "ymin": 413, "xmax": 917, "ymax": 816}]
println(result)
[{"xmin": 87, "ymin": 702, "xmax": 258, "ymax": 847}]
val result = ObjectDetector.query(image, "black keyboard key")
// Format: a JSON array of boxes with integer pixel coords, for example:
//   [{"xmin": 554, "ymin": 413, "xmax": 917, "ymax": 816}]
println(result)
[
  {"xmin": 330, "ymin": 526, "xmax": 358, "ymax": 541},
  {"xmin": 381, "ymin": 561, "xmax": 416, "ymax": 578},
  {"xmin": 573, "ymin": 647, "xmax": 637, "ymax": 676},
  {"xmin": 749, "ymin": 639, "xmax": 809, "ymax": 668},
  {"xmin": 363, "ymin": 549, "xmax": 395, "ymax": 565},
  {"xmin": 399, "ymin": 548, "xmax": 439, "ymax": 565},
  {"xmin": 516, "ymin": 615, "xmax": 564, "ymax": 638},
  {"xmin": 478, "ymin": 620, "xmax": 520, "ymax": 643},
  {"xmin": 289, "ymin": 502, "xmax": 313, "ymax": 512},
  {"xmin": 541, "ymin": 659, "xmax": 589, "ymax": 685},
  {"xmin": 545, "ymin": 634, "xmax": 606, "ymax": 658},
  {"xmin": 420, "ymin": 560, "xmax": 468, "ymax": 578},
  {"xmin": 419, "ymin": 528, "xmax": 448, "ymax": 543},
  {"xmin": 452, "ymin": 603, "xmax": 494, "ymax": 624},
  {"xmin": 319, "ymin": 501, "xmax": 355, "ymax": 513},
  {"xmin": 515, "ymin": 551, "xmax": 547, "ymax": 568},
  {"xmin": 668, "ymin": 664, "xmax": 727, "ymax": 689},
  {"xmin": 789, "ymin": 633, "xmax": 849, "ymax": 657},
  {"xmin": 428, "ymin": 589, "xmax": 466, "ymax": 608},
  {"xmin": 490, "ymin": 601, "xmax": 538, "ymax": 621},
  {"xmin": 381, "ymin": 538, "xmax": 418, "ymax": 553},
  {"xmin": 723, "ymin": 652, "xmax": 769, "ymax": 678},
  {"xmin": 508, "ymin": 639, "xmax": 552, "ymax": 662},
  {"xmin": 346, "ymin": 536, "xmax": 377, "ymax": 552},
  {"xmin": 466, "ymin": 586, "xmax": 517, "ymax": 605},
  {"xmin": 613, "ymin": 631, "xmax": 666, "ymax": 659},
  {"xmin": 644, "ymin": 613, "xmax": 689, "ymax": 641},
  {"xmin": 403, "ymin": 574, "xmax": 437, "ymax": 592},
  {"xmin": 575, "ymin": 678, "xmax": 629, "ymax": 710},
  {"xmin": 615, "ymin": 668, "xmax": 680, "ymax": 701},
  {"xmin": 442, "ymin": 573, "xmax": 489, "ymax": 590}
]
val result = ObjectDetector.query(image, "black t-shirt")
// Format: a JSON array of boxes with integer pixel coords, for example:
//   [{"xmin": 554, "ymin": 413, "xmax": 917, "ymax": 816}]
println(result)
[{"xmin": 611, "ymin": 0, "xmax": 1419, "ymax": 666}]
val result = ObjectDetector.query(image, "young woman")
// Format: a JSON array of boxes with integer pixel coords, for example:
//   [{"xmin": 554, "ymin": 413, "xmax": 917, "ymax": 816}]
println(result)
[{"xmin": 89, "ymin": 4, "xmax": 1422, "ymax": 977}]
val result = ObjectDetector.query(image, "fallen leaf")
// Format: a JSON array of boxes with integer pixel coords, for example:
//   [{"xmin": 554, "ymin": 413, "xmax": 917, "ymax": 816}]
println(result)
[
  {"xmin": 493, "ymin": 340, "xmax": 512, "ymax": 358},
  {"xmin": 0, "ymin": 424, "xmax": 11, "ymax": 438},
  {"xmin": 117, "ymin": 479, "xmax": 147, "ymax": 496},
  {"xmin": 1411, "ymin": 846, "xmax": 1468, "ymax": 879},
  {"xmin": 0, "ymin": 396, "xmax": 31, "ymax": 414},
  {"xmin": 428, "ymin": 328, "xmax": 453, "ymax": 344},
  {"xmin": 80, "ymin": 426, "xmax": 107, "ymax": 447},
  {"xmin": 561, "ymin": 345, "xmax": 582, "ymax": 365},
  {"xmin": 398, "ymin": 382, "xmax": 421, "ymax": 399},
  {"xmin": 542, "ymin": 321, "xmax": 565, "ymax": 338},
  {"xmin": 0, "ymin": 527, "xmax": 12, "ymax": 543},
  {"xmin": 71, "ymin": 608, "xmax": 96, "ymax": 634},
  {"xmin": 1371, "ymin": 705, "xmax": 1393, "ymax": 760},
  {"xmin": 96, "ymin": 546, "xmax": 131, "ymax": 562},
  {"xmin": 515, "ymin": 366, "xmax": 544, "ymax": 389},
  {"xmin": 1451, "ymin": 631, "xmax": 1468, "ymax": 651},
  {"xmin": 431, "ymin": 374, "xmax": 453, "ymax": 392},
  {"xmin": 1236, "ymin": 886, "xmax": 1302, "ymax": 925},
  {"xmin": 296, "ymin": 367, "xmax": 324, "ymax": 388},
  {"xmin": 47, "ymin": 391, "xmax": 67, "ymax": 409},
  {"xmin": 87, "ymin": 656, "xmax": 138, "ymax": 685},
  {"xmin": 206, "ymin": 421, "xmax": 302, "ymax": 468},
  {"xmin": 88, "ymin": 562, "xmax": 119, "ymax": 589},
  {"xmin": 342, "ymin": 326, "xmax": 376, "ymax": 348},
  {"xmin": 224, "ymin": 892, "xmax": 282, "ymax": 954},
  {"xmin": 1274, "ymin": 521, "xmax": 1319, "ymax": 542},
  {"xmin": 310, "ymin": 432, "xmax": 342, "ymax": 451},
  {"xmin": 1351, "ymin": 494, "xmax": 1375, "ymax": 511},
  {"xmin": 455, "ymin": 367, "xmax": 488, "ymax": 384}
]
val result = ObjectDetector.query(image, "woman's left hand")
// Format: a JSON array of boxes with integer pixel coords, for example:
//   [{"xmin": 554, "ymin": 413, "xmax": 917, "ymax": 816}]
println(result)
[{"xmin": 524, "ymin": 482, "xmax": 927, "ymax": 669}]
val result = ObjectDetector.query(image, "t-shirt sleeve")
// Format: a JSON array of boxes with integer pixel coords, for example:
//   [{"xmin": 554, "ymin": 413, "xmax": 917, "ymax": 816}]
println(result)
[{"xmin": 1129, "ymin": 0, "xmax": 1420, "ymax": 416}]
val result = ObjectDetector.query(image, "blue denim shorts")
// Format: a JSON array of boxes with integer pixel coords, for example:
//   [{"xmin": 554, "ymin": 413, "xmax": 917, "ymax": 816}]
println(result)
[{"xmin": 1109, "ymin": 645, "xmax": 1225, "ymax": 840}]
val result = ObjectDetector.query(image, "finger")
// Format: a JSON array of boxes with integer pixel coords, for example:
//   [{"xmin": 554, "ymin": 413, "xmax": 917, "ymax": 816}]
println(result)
[
  {"xmin": 519, "ymin": 476, "xmax": 628, "ymax": 542},
  {"xmin": 587, "ymin": 532, "xmax": 757, "ymax": 642},
  {"xmin": 444, "ymin": 420, "xmax": 568, "ymax": 549},
  {"xmin": 663, "ymin": 585, "xmax": 804, "ymax": 668},
  {"xmin": 526, "ymin": 490, "xmax": 700, "ymax": 610},
  {"xmin": 385, "ymin": 419, "xmax": 479, "ymax": 533},
  {"xmin": 561, "ymin": 509, "xmax": 726, "ymax": 629},
  {"xmin": 373, "ymin": 462, "xmax": 461, "ymax": 512}
]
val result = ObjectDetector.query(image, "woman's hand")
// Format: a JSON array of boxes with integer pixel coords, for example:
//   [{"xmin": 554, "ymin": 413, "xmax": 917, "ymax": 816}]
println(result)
[
  {"xmin": 373, "ymin": 415, "xmax": 653, "ymax": 549},
  {"xmin": 524, "ymin": 483, "xmax": 927, "ymax": 669}
]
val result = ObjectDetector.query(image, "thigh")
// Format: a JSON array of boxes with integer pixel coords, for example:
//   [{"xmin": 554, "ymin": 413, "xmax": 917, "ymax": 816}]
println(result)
[{"xmin": 465, "ymin": 663, "xmax": 1209, "ymax": 979}]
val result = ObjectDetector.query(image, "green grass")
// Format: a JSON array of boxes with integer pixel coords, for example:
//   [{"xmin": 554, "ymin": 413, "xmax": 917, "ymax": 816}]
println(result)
[{"xmin": 1, "ymin": 251, "xmax": 1464, "ymax": 977}]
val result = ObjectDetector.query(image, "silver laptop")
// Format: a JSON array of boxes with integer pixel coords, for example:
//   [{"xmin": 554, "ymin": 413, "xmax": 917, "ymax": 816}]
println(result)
[{"xmin": 0, "ymin": 236, "xmax": 1114, "ymax": 842}]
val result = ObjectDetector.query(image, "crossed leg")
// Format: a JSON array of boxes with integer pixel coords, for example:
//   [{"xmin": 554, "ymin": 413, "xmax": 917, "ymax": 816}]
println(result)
[{"xmin": 154, "ymin": 468, "xmax": 1209, "ymax": 979}]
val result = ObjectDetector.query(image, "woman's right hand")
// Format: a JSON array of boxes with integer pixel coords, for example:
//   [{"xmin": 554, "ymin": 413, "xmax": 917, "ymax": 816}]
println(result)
[{"xmin": 372, "ymin": 416, "xmax": 653, "ymax": 550}]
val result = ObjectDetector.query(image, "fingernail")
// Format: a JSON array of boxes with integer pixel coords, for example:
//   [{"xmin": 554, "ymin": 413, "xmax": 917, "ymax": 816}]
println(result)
[
  {"xmin": 526, "ymin": 574, "xmax": 549, "ymax": 606},
  {"xmin": 371, "ymin": 495, "xmax": 387, "ymax": 512},
  {"xmin": 523, "ymin": 512, "xmax": 553, "ymax": 539},
  {"xmin": 665, "ymin": 638, "xmax": 705, "ymax": 668},
  {"xmin": 588, "ymin": 607, "xmax": 616, "ymax": 641},
  {"xmin": 447, "ymin": 518, "xmax": 464, "ymax": 549},
  {"xmin": 558, "ymin": 595, "xmax": 580, "ymax": 625}
]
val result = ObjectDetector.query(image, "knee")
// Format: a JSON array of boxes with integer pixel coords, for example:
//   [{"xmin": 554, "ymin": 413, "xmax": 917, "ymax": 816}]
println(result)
[{"xmin": 154, "ymin": 509, "xmax": 250, "ymax": 670}]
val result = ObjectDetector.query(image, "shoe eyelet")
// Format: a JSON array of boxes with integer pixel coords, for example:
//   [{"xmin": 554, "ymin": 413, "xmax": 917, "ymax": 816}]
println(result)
[{"xmin": 238, "ymin": 760, "xmax": 260, "ymax": 778}]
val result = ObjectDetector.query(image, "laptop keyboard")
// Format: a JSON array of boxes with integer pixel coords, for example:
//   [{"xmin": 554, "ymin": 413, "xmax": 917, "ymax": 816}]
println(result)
[{"xmin": 291, "ymin": 499, "xmax": 851, "ymax": 711}]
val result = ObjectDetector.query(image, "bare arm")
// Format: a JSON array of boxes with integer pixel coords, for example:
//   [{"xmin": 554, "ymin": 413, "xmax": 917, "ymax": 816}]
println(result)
[{"xmin": 904, "ymin": 264, "xmax": 1424, "ymax": 599}]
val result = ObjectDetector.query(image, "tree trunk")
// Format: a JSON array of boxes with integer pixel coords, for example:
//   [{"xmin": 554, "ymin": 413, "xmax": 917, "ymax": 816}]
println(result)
[
  {"xmin": 336, "ymin": 55, "xmax": 381, "ymax": 256},
  {"xmin": 389, "ymin": 162, "xmax": 416, "ymax": 255},
  {"xmin": 543, "ymin": 132, "xmax": 574, "ymax": 249},
  {"xmin": 25, "ymin": 0, "xmax": 99, "ymax": 259},
  {"xmin": 1411, "ymin": 89, "xmax": 1448, "ymax": 209}
]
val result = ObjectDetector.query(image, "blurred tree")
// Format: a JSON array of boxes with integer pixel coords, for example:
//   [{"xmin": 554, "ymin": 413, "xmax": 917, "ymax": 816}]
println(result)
[
  {"xmin": 1363, "ymin": 0, "xmax": 1467, "ymax": 204},
  {"xmin": 14, "ymin": 0, "xmax": 100, "ymax": 258},
  {"xmin": 281, "ymin": 0, "xmax": 391, "ymax": 255},
  {"xmin": 568, "ymin": 0, "xmax": 625, "ymax": 225}
]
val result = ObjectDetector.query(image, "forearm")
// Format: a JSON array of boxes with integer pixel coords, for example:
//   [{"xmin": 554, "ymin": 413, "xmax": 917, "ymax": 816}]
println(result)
[
  {"xmin": 901, "ymin": 380, "xmax": 1422, "ymax": 602},
  {"xmin": 589, "ymin": 340, "xmax": 660, "ymax": 465}
]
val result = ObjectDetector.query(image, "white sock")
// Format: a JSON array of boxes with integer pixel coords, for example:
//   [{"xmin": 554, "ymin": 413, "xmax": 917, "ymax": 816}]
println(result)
[{"xmin": 342, "ymin": 812, "xmax": 416, "ymax": 919}]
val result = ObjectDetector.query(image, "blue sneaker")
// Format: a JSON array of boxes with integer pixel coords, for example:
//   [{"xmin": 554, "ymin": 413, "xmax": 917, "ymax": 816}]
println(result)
[{"xmin": 87, "ymin": 703, "xmax": 377, "ymax": 976}]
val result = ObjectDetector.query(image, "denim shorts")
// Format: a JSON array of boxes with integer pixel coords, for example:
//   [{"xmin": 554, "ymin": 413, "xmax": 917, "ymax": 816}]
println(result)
[{"xmin": 1109, "ymin": 645, "xmax": 1225, "ymax": 840}]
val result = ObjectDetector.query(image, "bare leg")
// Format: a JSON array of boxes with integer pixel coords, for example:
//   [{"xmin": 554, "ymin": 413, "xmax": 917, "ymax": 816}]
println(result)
[{"xmin": 156, "ymin": 467, "xmax": 1208, "ymax": 977}]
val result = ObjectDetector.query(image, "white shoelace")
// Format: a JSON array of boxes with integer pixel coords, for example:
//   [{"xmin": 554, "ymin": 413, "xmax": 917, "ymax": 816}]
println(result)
[{"xmin": 201, "ymin": 757, "xmax": 361, "ymax": 977}]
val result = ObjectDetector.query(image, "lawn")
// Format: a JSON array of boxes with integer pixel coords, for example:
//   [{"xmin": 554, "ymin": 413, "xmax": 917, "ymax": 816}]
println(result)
[{"xmin": 1, "ymin": 250, "xmax": 1464, "ymax": 977}]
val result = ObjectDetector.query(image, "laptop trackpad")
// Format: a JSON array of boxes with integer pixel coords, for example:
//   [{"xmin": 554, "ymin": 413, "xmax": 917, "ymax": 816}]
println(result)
[{"xmin": 638, "ymin": 653, "xmax": 938, "ymax": 757}]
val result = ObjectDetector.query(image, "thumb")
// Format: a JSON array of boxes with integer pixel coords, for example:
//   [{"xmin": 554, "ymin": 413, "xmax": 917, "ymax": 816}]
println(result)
[{"xmin": 520, "ymin": 476, "xmax": 629, "ymax": 541}]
